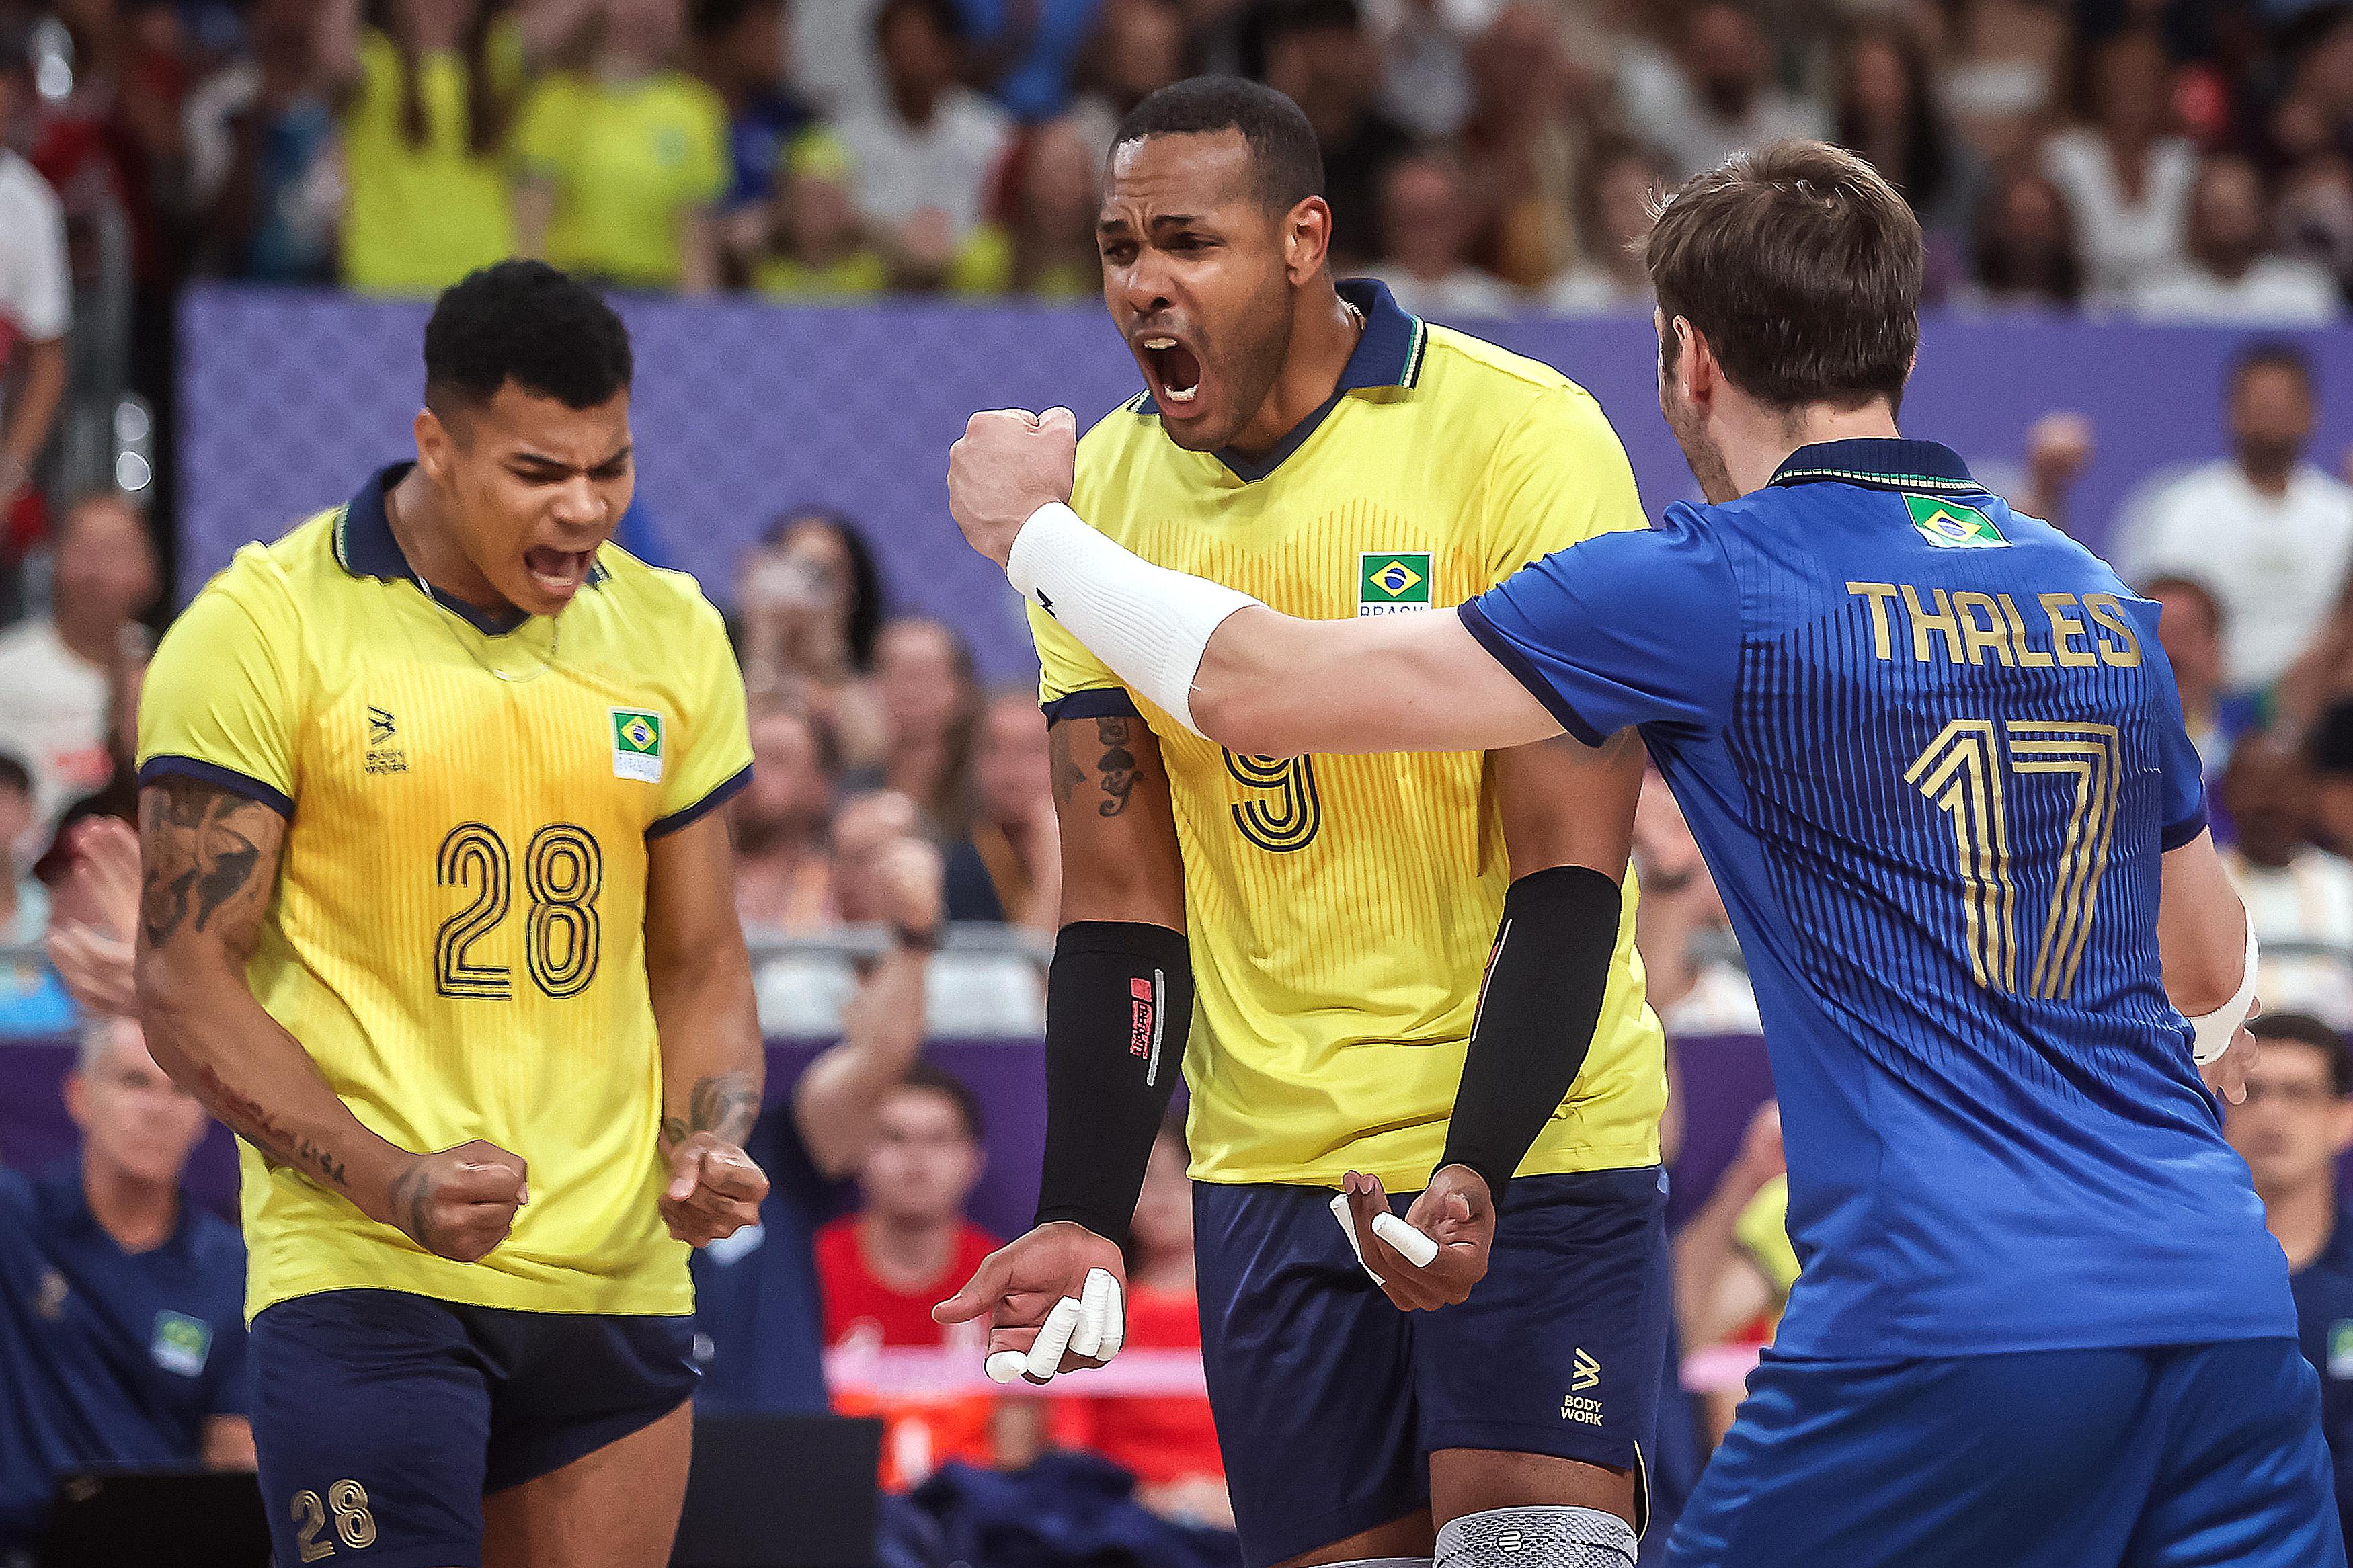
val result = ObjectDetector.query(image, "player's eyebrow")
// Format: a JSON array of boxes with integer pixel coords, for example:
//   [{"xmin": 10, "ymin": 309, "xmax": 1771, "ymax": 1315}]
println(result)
[{"xmin": 507, "ymin": 444, "xmax": 633, "ymax": 477}]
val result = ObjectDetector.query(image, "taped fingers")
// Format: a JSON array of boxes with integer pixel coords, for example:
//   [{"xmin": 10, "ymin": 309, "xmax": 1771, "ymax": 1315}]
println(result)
[
  {"xmin": 1373, "ymin": 1212, "xmax": 1440, "ymax": 1268},
  {"xmin": 1330, "ymin": 1191, "xmax": 1384, "ymax": 1283},
  {"xmin": 1025, "ymin": 1296, "xmax": 1084, "ymax": 1382}
]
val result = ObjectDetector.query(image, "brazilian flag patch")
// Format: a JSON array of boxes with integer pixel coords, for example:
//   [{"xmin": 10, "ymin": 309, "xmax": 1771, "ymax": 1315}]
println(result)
[
  {"xmin": 1359, "ymin": 552, "xmax": 1433, "ymax": 616},
  {"xmin": 612, "ymin": 708, "xmax": 664, "ymax": 783},
  {"xmin": 1905, "ymin": 493, "xmax": 2007, "ymax": 549}
]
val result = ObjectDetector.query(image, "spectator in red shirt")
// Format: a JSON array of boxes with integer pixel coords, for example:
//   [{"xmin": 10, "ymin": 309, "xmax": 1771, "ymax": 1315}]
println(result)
[
  {"xmin": 817, "ymin": 1064, "xmax": 998, "ymax": 1348},
  {"xmin": 815, "ymin": 1063, "xmax": 1009, "ymax": 1485},
  {"xmin": 1058, "ymin": 1118, "xmax": 1229, "ymax": 1528}
]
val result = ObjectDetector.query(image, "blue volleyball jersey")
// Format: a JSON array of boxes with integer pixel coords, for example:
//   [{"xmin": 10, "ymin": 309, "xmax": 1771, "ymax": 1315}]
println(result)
[{"xmin": 1459, "ymin": 438, "xmax": 2295, "ymax": 1360}]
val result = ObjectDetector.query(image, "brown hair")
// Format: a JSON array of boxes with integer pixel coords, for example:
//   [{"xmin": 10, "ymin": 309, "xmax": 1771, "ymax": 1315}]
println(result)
[
  {"xmin": 1645, "ymin": 140, "xmax": 1923, "ymax": 413},
  {"xmin": 387, "ymin": 0, "xmax": 513, "ymax": 158}
]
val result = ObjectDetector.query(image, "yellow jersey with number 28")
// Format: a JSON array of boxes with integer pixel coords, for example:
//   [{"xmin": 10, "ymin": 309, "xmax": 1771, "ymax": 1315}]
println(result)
[
  {"xmin": 1031, "ymin": 280, "xmax": 1669, "ymax": 1190},
  {"xmin": 139, "ymin": 465, "xmax": 752, "ymax": 1321}
]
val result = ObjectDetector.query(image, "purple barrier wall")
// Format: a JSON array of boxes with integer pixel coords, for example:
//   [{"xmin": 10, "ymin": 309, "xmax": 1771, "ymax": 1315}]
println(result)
[
  {"xmin": 3, "ymin": 1032, "xmax": 1778, "ymax": 1239},
  {"xmin": 180, "ymin": 287, "xmax": 2353, "ymax": 682}
]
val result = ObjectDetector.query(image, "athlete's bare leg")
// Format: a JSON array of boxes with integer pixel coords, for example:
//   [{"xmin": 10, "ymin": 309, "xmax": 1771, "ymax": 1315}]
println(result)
[{"xmin": 481, "ymin": 1401, "xmax": 693, "ymax": 1568}]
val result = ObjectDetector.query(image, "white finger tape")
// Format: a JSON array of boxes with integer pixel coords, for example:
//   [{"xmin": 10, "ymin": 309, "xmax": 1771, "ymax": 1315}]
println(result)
[
  {"xmin": 1025, "ymin": 1296, "xmax": 1084, "ymax": 1380},
  {"xmin": 985, "ymin": 1350, "xmax": 1029, "ymax": 1385},
  {"xmin": 1071, "ymin": 1270, "xmax": 1107, "ymax": 1360},
  {"xmin": 1373, "ymin": 1212, "xmax": 1440, "ymax": 1268},
  {"xmin": 1328, "ymin": 1192, "xmax": 1384, "ymax": 1283},
  {"xmin": 1094, "ymin": 1270, "xmax": 1126, "ymax": 1361}
]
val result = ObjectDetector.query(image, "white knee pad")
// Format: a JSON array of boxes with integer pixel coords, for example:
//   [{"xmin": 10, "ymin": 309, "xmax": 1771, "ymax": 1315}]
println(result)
[{"xmin": 1436, "ymin": 1506, "xmax": 1636, "ymax": 1568}]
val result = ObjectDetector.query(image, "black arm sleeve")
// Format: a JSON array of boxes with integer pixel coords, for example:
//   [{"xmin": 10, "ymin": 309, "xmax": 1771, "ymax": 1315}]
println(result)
[
  {"xmin": 1033, "ymin": 920, "xmax": 1193, "ymax": 1249},
  {"xmin": 1439, "ymin": 864, "xmax": 1625, "ymax": 1205}
]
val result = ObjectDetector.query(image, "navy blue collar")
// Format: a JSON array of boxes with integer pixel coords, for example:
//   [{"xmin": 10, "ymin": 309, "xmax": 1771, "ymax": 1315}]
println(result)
[
  {"xmin": 1133, "ymin": 277, "xmax": 1429, "ymax": 484},
  {"xmin": 1767, "ymin": 438, "xmax": 1983, "ymax": 495},
  {"xmin": 335, "ymin": 463, "xmax": 608, "ymax": 636}
]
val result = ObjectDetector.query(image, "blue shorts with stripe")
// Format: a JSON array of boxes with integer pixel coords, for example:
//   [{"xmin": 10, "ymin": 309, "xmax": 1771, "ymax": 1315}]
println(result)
[
  {"xmin": 1668, "ymin": 1337, "xmax": 2344, "ymax": 1568},
  {"xmin": 1195, "ymin": 1167, "xmax": 1671, "ymax": 1568},
  {"xmin": 251, "ymin": 1289, "xmax": 696, "ymax": 1568}
]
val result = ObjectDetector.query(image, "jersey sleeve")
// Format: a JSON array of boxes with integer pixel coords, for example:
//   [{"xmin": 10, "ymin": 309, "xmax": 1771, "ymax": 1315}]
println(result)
[
  {"xmin": 1478, "ymin": 384, "xmax": 1648, "ymax": 583},
  {"xmin": 1032, "ymin": 444, "xmax": 1142, "ymax": 723},
  {"xmin": 138, "ymin": 556, "xmax": 303, "ymax": 816},
  {"xmin": 1455, "ymin": 503, "xmax": 1742, "ymax": 747},
  {"xmin": 650, "ymin": 597, "xmax": 754, "ymax": 837}
]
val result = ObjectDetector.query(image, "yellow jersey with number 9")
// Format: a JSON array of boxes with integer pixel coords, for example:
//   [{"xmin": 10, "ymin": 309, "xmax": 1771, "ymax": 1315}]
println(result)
[
  {"xmin": 1031, "ymin": 281, "xmax": 1668, "ymax": 1190},
  {"xmin": 138, "ymin": 466, "xmax": 752, "ymax": 1320}
]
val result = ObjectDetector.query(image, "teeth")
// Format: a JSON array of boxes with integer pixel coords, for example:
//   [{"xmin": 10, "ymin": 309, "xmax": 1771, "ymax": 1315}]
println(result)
[
  {"xmin": 1142, "ymin": 337, "xmax": 1176, "ymax": 349},
  {"xmin": 1164, "ymin": 385, "xmax": 1199, "ymax": 403}
]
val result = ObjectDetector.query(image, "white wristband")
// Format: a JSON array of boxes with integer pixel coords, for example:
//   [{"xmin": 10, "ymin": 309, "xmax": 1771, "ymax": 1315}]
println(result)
[
  {"xmin": 1006, "ymin": 501, "xmax": 1261, "ymax": 735},
  {"xmin": 2187, "ymin": 923, "xmax": 2259, "ymax": 1067}
]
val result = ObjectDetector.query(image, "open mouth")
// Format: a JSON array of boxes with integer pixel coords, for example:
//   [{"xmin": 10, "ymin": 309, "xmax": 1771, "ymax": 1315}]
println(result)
[
  {"xmin": 525, "ymin": 546, "xmax": 594, "ymax": 595},
  {"xmin": 1139, "ymin": 336, "xmax": 1203, "ymax": 407}
]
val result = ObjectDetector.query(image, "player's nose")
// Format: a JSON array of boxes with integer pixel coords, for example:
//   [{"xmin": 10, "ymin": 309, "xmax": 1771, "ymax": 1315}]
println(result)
[{"xmin": 546, "ymin": 477, "xmax": 609, "ymax": 532}]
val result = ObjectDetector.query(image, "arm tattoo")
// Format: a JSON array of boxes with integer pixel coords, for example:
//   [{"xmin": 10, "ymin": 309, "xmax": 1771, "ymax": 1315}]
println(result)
[
  {"xmin": 1049, "ymin": 725, "xmax": 1088, "ymax": 809},
  {"xmin": 387, "ymin": 1161, "xmax": 437, "ymax": 1250},
  {"xmin": 139, "ymin": 780, "xmax": 279, "ymax": 954},
  {"xmin": 1093, "ymin": 717, "xmax": 1138, "ymax": 818},
  {"xmin": 195, "ymin": 1063, "xmax": 349, "ymax": 1189},
  {"xmin": 664, "ymin": 1071, "xmax": 760, "ymax": 1151}
]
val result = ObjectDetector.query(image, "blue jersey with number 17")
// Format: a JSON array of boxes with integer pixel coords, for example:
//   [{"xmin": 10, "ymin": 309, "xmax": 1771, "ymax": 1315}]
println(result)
[{"xmin": 1460, "ymin": 438, "xmax": 2294, "ymax": 1362}]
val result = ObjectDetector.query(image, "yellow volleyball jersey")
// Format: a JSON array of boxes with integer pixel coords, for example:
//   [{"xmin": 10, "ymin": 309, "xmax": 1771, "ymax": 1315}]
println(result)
[
  {"xmin": 1032, "ymin": 281, "xmax": 1668, "ymax": 1190},
  {"xmin": 138, "ymin": 466, "xmax": 753, "ymax": 1320}
]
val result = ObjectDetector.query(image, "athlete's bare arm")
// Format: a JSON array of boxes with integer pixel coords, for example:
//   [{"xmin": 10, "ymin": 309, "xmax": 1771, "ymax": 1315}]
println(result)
[{"xmin": 134, "ymin": 776, "xmax": 527, "ymax": 1261}]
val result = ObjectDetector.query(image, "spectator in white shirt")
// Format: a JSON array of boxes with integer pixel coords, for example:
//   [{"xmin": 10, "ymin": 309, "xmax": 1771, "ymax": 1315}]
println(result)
[
  {"xmin": 1367, "ymin": 151, "xmax": 1519, "ymax": 321},
  {"xmin": 0, "ymin": 24, "xmax": 71, "ymax": 522},
  {"xmin": 2135, "ymin": 153, "xmax": 2340, "ymax": 325},
  {"xmin": 834, "ymin": 0, "xmax": 1013, "ymax": 288},
  {"xmin": 2221, "ymin": 735, "xmax": 2353, "ymax": 1030},
  {"xmin": 2040, "ymin": 26, "xmax": 2195, "ymax": 296},
  {"xmin": 2115, "ymin": 343, "xmax": 2353, "ymax": 695},
  {"xmin": 1615, "ymin": 3, "xmax": 1828, "ymax": 183},
  {"xmin": 0, "ymin": 495, "xmax": 158, "ymax": 835}
]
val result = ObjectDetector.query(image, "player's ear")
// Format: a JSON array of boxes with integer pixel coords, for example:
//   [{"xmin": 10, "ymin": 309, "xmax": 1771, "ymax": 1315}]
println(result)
[
  {"xmin": 414, "ymin": 407, "xmax": 454, "ymax": 486},
  {"xmin": 1283, "ymin": 196, "xmax": 1332, "ymax": 284}
]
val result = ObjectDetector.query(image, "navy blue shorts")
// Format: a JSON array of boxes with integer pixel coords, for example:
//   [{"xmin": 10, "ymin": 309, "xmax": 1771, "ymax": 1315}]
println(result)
[
  {"xmin": 1195, "ymin": 1167, "xmax": 1671, "ymax": 1567},
  {"xmin": 250, "ymin": 1289, "xmax": 697, "ymax": 1568},
  {"xmin": 1668, "ymin": 1337, "xmax": 2344, "ymax": 1568}
]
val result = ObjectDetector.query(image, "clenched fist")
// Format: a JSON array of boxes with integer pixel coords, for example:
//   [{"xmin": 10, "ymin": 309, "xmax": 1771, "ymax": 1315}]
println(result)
[
  {"xmin": 386, "ymin": 1141, "xmax": 529, "ymax": 1264},
  {"xmin": 946, "ymin": 407, "xmax": 1078, "ymax": 570}
]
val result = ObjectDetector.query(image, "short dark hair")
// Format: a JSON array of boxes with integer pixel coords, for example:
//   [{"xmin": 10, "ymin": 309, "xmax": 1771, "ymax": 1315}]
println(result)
[
  {"xmin": 2249, "ymin": 1011, "xmax": 2353, "ymax": 1097},
  {"xmin": 0, "ymin": 752, "xmax": 33, "ymax": 800},
  {"xmin": 1646, "ymin": 140, "xmax": 1923, "ymax": 413},
  {"xmin": 895, "ymin": 1062, "xmax": 984, "ymax": 1142},
  {"xmin": 423, "ymin": 261, "xmax": 633, "ymax": 417},
  {"xmin": 692, "ymin": 0, "xmax": 784, "ymax": 42},
  {"xmin": 873, "ymin": 0, "xmax": 962, "ymax": 46},
  {"xmin": 2139, "ymin": 573, "xmax": 2225, "ymax": 632},
  {"xmin": 2229, "ymin": 339, "xmax": 2314, "ymax": 398},
  {"xmin": 1113, "ymin": 76, "xmax": 1324, "ymax": 212}
]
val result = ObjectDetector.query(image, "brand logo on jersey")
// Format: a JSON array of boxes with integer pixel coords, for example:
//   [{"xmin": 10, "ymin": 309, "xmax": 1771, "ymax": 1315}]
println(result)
[
  {"xmin": 612, "ymin": 709, "xmax": 664, "ymax": 783},
  {"xmin": 2331, "ymin": 1320, "xmax": 2353, "ymax": 1380},
  {"xmin": 1358, "ymin": 552, "xmax": 1432, "ymax": 615},
  {"xmin": 1905, "ymin": 493, "xmax": 2007, "ymax": 549},
  {"xmin": 364, "ymin": 706, "xmax": 407, "ymax": 776},
  {"xmin": 1572, "ymin": 1346, "xmax": 1601, "ymax": 1391},
  {"xmin": 150, "ymin": 1310, "xmax": 212, "ymax": 1378}
]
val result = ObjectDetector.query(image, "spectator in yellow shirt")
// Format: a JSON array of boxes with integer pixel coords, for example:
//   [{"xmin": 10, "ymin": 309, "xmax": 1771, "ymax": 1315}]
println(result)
[
  {"xmin": 320, "ymin": 0, "xmax": 573, "ymax": 296},
  {"xmin": 516, "ymin": 0, "xmax": 727, "ymax": 293}
]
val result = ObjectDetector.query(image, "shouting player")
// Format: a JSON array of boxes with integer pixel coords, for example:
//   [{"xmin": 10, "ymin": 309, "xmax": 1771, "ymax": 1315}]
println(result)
[
  {"xmin": 936, "ymin": 79, "xmax": 1672, "ymax": 1568},
  {"xmin": 136, "ymin": 261, "xmax": 766, "ymax": 1568},
  {"xmin": 947, "ymin": 142, "xmax": 2342, "ymax": 1567}
]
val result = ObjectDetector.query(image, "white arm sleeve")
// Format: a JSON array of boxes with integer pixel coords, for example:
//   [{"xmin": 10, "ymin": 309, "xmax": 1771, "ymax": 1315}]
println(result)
[{"xmin": 1005, "ymin": 502, "xmax": 1261, "ymax": 735}]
